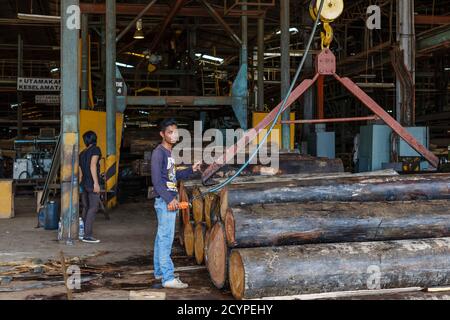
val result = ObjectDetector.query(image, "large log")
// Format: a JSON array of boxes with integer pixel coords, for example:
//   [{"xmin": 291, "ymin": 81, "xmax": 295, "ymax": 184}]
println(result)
[
  {"xmin": 247, "ymin": 158, "xmax": 344, "ymax": 175},
  {"xmin": 191, "ymin": 187, "xmax": 204, "ymax": 224},
  {"xmin": 183, "ymin": 222, "xmax": 195, "ymax": 257},
  {"xmin": 204, "ymin": 193, "xmax": 220, "ymax": 229},
  {"xmin": 205, "ymin": 222, "xmax": 229, "ymax": 289},
  {"xmin": 178, "ymin": 182, "xmax": 191, "ymax": 225},
  {"xmin": 213, "ymin": 153, "xmax": 344, "ymax": 177},
  {"xmin": 229, "ymin": 237, "xmax": 450, "ymax": 299},
  {"xmin": 224, "ymin": 200, "xmax": 450, "ymax": 248},
  {"xmin": 183, "ymin": 169, "xmax": 399, "ymax": 189},
  {"xmin": 194, "ymin": 222, "xmax": 207, "ymax": 265},
  {"xmin": 219, "ymin": 173, "xmax": 450, "ymax": 216}
]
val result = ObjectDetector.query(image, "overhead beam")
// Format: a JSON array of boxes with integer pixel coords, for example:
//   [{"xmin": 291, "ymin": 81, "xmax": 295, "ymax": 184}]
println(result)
[
  {"xmin": 80, "ymin": 3, "xmax": 209, "ymax": 17},
  {"xmin": 149, "ymin": 0, "xmax": 186, "ymax": 52},
  {"xmin": 417, "ymin": 27, "xmax": 450, "ymax": 52},
  {"xmin": 199, "ymin": 0, "xmax": 242, "ymax": 46},
  {"xmin": 415, "ymin": 15, "xmax": 450, "ymax": 25},
  {"xmin": 126, "ymin": 96, "xmax": 232, "ymax": 106},
  {"xmin": 116, "ymin": 0, "xmax": 158, "ymax": 42},
  {"xmin": 118, "ymin": 0, "xmax": 187, "ymax": 54}
]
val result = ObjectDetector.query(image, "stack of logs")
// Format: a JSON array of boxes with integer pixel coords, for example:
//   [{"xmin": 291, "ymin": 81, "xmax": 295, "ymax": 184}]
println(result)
[{"xmin": 178, "ymin": 171, "xmax": 450, "ymax": 299}]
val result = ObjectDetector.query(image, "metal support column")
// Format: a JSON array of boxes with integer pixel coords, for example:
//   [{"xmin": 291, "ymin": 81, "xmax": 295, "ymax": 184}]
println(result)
[
  {"xmin": 106, "ymin": 0, "xmax": 117, "ymax": 208},
  {"xmin": 60, "ymin": 0, "xmax": 80, "ymax": 244},
  {"xmin": 100, "ymin": 16, "xmax": 106, "ymax": 96},
  {"xmin": 302, "ymin": 7, "xmax": 315, "ymax": 143},
  {"xmin": 280, "ymin": 0, "xmax": 291, "ymax": 150},
  {"xmin": 396, "ymin": 0, "xmax": 415, "ymax": 125},
  {"xmin": 17, "ymin": 34, "xmax": 23, "ymax": 138},
  {"xmin": 257, "ymin": 16, "xmax": 265, "ymax": 111},
  {"xmin": 231, "ymin": 4, "xmax": 248, "ymax": 129},
  {"xmin": 81, "ymin": 13, "xmax": 89, "ymax": 109}
]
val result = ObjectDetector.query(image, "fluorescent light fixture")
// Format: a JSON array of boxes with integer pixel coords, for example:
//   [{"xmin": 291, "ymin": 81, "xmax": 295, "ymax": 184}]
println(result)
[
  {"xmin": 17, "ymin": 13, "xmax": 60, "ymax": 23},
  {"xmin": 195, "ymin": 53, "xmax": 224, "ymax": 64},
  {"xmin": 50, "ymin": 67, "xmax": 59, "ymax": 73},
  {"xmin": 264, "ymin": 52, "xmax": 304, "ymax": 57},
  {"xmin": 445, "ymin": 67, "xmax": 450, "ymax": 71},
  {"xmin": 276, "ymin": 27, "xmax": 299, "ymax": 35},
  {"xmin": 116, "ymin": 62, "xmax": 134, "ymax": 68},
  {"xmin": 125, "ymin": 51, "xmax": 146, "ymax": 58}
]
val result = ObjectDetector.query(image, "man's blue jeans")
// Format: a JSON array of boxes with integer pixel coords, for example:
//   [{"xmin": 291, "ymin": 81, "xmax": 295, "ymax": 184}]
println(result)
[{"xmin": 153, "ymin": 196, "xmax": 177, "ymax": 283}]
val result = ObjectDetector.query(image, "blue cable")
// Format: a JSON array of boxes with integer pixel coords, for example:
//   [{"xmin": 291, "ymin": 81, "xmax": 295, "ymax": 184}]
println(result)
[{"xmin": 200, "ymin": 0, "xmax": 326, "ymax": 197}]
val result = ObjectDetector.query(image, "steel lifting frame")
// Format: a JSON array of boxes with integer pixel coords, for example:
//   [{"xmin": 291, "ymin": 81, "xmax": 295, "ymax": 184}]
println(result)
[{"xmin": 201, "ymin": 49, "xmax": 439, "ymax": 183}]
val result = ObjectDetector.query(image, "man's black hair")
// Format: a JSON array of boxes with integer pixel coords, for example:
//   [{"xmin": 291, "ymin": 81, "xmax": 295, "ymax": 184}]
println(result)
[
  {"xmin": 160, "ymin": 118, "xmax": 178, "ymax": 132},
  {"xmin": 83, "ymin": 130, "xmax": 97, "ymax": 147}
]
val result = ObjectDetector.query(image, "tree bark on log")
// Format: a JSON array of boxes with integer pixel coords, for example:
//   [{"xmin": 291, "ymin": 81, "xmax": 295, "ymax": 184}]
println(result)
[
  {"xmin": 183, "ymin": 169, "xmax": 398, "ymax": 189},
  {"xmin": 229, "ymin": 237, "xmax": 450, "ymax": 299},
  {"xmin": 224, "ymin": 200, "xmax": 450, "ymax": 247},
  {"xmin": 220, "ymin": 174, "xmax": 450, "ymax": 212}
]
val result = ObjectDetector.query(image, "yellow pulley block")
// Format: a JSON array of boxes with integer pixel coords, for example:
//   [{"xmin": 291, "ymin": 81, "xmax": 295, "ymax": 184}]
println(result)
[
  {"xmin": 309, "ymin": 0, "xmax": 344, "ymax": 23},
  {"xmin": 309, "ymin": 0, "xmax": 344, "ymax": 48}
]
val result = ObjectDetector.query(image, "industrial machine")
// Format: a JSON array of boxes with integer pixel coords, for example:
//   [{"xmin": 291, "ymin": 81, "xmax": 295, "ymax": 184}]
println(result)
[
  {"xmin": 358, "ymin": 125, "xmax": 430, "ymax": 172},
  {"xmin": 13, "ymin": 138, "xmax": 57, "ymax": 180}
]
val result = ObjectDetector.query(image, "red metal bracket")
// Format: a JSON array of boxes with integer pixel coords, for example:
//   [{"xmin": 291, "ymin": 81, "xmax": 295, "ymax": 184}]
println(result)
[
  {"xmin": 201, "ymin": 75, "xmax": 319, "ymax": 183},
  {"xmin": 281, "ymin": 115, "xmax": 380, "ymax": 124},
  {"xmin": 201, "ymin": 49, "xmax": 439, "ymax": 183}
]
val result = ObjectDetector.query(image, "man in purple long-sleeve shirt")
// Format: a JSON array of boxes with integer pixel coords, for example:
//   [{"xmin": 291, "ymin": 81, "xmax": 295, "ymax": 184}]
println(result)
[{"xmin": 151, "ymin": 118, "xmax": 200, "ymax": 289}]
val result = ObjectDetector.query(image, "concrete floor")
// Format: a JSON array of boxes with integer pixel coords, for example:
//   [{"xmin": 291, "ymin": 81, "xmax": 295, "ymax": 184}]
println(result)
[
  {"xmin": 0, "ymin": 196, "xmax": 153, "ymax": 264},
  {"xmin": 0, "ymin": 195, "xmax": 231, "ymax": 300}
]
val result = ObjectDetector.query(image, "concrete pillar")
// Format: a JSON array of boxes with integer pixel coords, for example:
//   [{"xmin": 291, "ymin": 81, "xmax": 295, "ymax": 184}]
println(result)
[
  {"xmin": 105, "ymin": 0, "xmax": 117, "ymax": 208},
  {"xmin": 396, "ymin": 0, "xmax": 415, "ymax": 125},
  {"xmin": 60, "ymin": 0, "xmax": 80, "ymax": 244},
  {"xmin": 17, "ymin": 33, "xmax": 23, "ymax": 138}
]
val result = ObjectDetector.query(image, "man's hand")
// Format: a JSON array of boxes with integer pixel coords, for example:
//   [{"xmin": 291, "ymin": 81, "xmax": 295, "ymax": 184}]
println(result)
[
  {"xmin": 93, "ymin": 183, "xmax": 101, "ymax": 194},
  {"xmin": 168, "ymin": 198, "xmax": 179, "ymax": 211},
  {"xmin": 192, "ymin": 161, "xmax": 202, "ymax": 173}
]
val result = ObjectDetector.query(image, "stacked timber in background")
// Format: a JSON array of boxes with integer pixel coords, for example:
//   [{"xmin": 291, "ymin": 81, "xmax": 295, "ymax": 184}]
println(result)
[
  {"xmin": 177, "ymin": 171, "xmax": 450, "ymax": 299},
  {"xmin": 131, "ymin": 159, "xmax": 151, "ymax": 177}
]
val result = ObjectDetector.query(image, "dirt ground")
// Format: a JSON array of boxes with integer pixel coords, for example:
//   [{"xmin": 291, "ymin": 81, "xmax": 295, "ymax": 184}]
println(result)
[{"xmin": 0, "ymin": 195, "xmax": 233, "ymax": 300}]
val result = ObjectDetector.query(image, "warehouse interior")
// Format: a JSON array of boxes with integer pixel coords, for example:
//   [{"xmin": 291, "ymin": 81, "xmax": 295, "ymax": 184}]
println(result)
[{"xmin": 1, "ymin": 0, "xmax": 450, "ymax": 300}]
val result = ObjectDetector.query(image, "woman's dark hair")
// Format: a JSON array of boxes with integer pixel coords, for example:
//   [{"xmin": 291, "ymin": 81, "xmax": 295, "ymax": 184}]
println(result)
[
  {"xmin": 83, "ymin": 131, "xmax": 97, "ymax": 147},
  {"xmin": 159, "ymin": 118, "xmax": 177, "ymax": 132}
]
